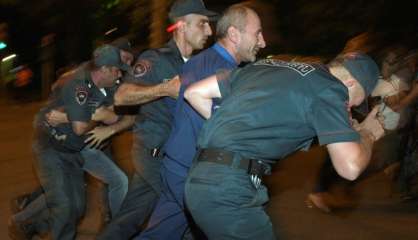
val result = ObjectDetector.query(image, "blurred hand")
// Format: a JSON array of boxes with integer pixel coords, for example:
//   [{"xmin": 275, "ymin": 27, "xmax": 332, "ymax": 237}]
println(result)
[
  {"xmin": 384, "ymin": 90, "xmax": 408, "ymax": 110},
  {"xmin": 45, "ymin": 109, "xmax": 67, "ymax": 127},
  {"xmin": 92, "ymin": 106, "xmax": 115, "ymax": 123},
  {"xmin": 84, "ymin": 126, "xmax": 114, "ymax": 149},
  {"xmin": 357, "ymin": 106, "xmax": 385, "ymax": 141},
  {"xmin": 164, "ymin": 75, "xmax": 181, "ymax": 99}
]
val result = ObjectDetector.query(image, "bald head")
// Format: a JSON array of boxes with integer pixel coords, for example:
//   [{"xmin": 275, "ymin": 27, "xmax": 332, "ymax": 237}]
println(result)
[{"xmin": 216, "ymin": 5, "xmax": 256, "ymax": 40}]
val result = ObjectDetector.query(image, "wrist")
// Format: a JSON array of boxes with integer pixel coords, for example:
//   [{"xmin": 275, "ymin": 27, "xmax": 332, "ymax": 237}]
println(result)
[
  {"xmin": 160, "ymin": 81, "xmax": 172, "ymax": 97},
  {"xmin": 359, "ymin": 128, "xmax": 376, "ymax": 142},
  {"xmin": 108, "ymin": 125, "xmax": 117, "ymax": 136}
]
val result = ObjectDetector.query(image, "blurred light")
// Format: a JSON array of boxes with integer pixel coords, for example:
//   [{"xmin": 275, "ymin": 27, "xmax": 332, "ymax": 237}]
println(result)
[
  {"xmin": 0, "ymin": 41, "xmax": 6, "ymax": 49},
  {"xmin": 166, "ymin": 22, "xmax": 180, "ymax": 33},
  {"xmin": 2, "ymin": 54, "xmax": 16, "ymax": 62},
  {"xmin": 105, "ymin": 27, "xmax": 118, "ymax": 35}
]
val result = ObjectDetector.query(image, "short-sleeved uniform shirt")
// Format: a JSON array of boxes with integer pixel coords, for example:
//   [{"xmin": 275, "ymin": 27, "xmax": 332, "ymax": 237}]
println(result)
[
  {"xmin": 198, "ymin": 59, "xmax": 360, "ymax": 163},
  {"xmin": 126, "ymin": 39, "xmax": 184, "ymax": 149},
  {"xmin": 163, "ymin": 43, "xmax": 238, "ymax": 176},
  {"xmin": 39, "ymin": 62, "xmax": 117, "ymax": 152}
]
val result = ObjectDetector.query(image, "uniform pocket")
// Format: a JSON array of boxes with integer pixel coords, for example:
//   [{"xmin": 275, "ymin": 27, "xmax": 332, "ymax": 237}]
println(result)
[{"xmin": 240, "ymin": 184, "xmax": 269, "ymax": 208}]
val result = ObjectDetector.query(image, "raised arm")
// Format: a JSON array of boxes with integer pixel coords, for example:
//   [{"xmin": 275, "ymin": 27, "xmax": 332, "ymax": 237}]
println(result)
[
  {"xmin": 184, "ymin": 74, "xmax": 221, "ymax": 119},
  {"xmin": 114, "ymin": 76, "xmax": 180, "ymax": 106}
]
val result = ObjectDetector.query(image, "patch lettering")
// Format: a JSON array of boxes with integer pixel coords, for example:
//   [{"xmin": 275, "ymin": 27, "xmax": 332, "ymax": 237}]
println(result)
[{"xmin": 254, "ymin": 59, "xmax": 315, "ymax": 76}]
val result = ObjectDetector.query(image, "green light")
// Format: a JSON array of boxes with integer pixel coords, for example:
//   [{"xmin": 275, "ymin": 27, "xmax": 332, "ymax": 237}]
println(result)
[{"xmin": 0, "ymin": 42, "xmax": 6, "ymax": 49}]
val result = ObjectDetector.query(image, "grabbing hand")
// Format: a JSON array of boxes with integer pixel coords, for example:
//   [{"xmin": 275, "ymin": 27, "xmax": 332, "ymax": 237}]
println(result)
[
  {"xmin": 84, "ymin": 126, "xmax": 114, "ymax": 149},
  {"xmin": 45, "ymin": 109, "xmax": 68, "ymax": 127},
  {"xmin": 356, "ymin": 106, "xmax": 385, "ymax": 141},
  {"xmin": 164, "ymin": 75, "xmax": 181, "ymax": 99},
  {"xmin": 92, "ymin": 106, "xmax": 117, "ymax": 124}
]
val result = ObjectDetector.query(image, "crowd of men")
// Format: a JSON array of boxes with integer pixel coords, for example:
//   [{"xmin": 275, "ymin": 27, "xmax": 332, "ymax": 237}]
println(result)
[{"xmin": 7, "ymin": 0, "xmax": 418, "ymax": 239}]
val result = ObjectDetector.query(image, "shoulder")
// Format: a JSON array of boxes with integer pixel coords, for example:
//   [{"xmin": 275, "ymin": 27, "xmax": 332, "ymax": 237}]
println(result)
[
  {"xmin": 137, "ymin": 46, "xmax": 176, "ymax": 63},
  {"xmin": 183, "ymin": 48, "xmax": 216, "ymax": 70},
  {"xmin": 61, "ymin": 69, "xmax": 91, "ymax": 96}
]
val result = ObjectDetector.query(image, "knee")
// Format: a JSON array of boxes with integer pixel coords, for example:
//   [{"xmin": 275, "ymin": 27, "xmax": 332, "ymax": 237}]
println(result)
[{"xmin": 108, "ymin": 172, "xmax": 129, "ymax": 192}]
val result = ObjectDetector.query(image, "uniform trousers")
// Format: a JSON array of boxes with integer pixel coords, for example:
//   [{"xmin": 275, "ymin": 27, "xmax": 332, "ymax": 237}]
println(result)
[
  {"xmin": 32, "ymin": 137, "xmax": 85, "ymax": 240},
  {"xmin": 185, "ymin": 161, "xmax": 276, "ymax": 240},
  {"xmin": 135, "ymin": 162, "xmax": 190, "ymax": 240},
  {"xmin": 98, "ymin": 136, "xmax": 163, "ymax": 240}
]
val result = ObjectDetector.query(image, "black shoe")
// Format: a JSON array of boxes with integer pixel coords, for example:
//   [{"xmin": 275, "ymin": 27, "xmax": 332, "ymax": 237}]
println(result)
[
  {"xmin": 10, "ymin": 194, "xmax": 32, "ymax": 214},
  {"xmin": 8, "ymin": 218, "xmax": 36, "ymax": 240}
]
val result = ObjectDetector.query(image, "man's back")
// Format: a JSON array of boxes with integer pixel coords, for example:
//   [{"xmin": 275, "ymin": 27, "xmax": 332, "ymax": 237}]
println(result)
[{"xmin": 198, "ymin": 59, "xmax": 358, "ymax": 161}]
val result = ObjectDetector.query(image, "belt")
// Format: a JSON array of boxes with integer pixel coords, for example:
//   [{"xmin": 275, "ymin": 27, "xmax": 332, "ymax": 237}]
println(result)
[
  {"xmin": 197, "ymin": 148, "xmax": 250, "ymax": 170},
  {"xmin": 197, "ymin": 148, "xmax": 271, "ymax": 188}
]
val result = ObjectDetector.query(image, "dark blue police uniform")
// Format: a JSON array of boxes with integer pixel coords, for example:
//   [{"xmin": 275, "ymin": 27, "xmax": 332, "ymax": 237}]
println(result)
[
  {"xmin": 33, "ymin": 63, "xmax": 115, "ymax": 240},
  {"xmin": 137, "ymin": 43, "xmax": 237, "ymax": 240},
  {"xmin": 98, "ymin": 39, "xmax": 185, "ymax": 240},
  {"xmin": 185, "ymin": 59, "xmax": 360, "ymax": 239}
]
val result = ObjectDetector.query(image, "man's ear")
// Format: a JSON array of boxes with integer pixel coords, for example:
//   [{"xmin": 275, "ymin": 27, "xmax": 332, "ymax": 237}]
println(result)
[
  {"xmin": 227, "ymin": 26, "xmax": 240, "ymax": 44},
  {"xmin": 176, "ymin": 20, "xmax": 186, "ymax": 33}
]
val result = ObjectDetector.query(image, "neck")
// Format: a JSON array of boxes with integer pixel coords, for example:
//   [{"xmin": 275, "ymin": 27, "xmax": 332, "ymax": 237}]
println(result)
[
  {"xmin": 217, "ymin": 38, "xmax": 240, "ymax": 64},
  {"xmin": 173, "ymin": 32, "xmax": 193, "ymax": 59},
  {"xmin": 90, "ymin": 70, "xmax": 102, "ymax": 88}
]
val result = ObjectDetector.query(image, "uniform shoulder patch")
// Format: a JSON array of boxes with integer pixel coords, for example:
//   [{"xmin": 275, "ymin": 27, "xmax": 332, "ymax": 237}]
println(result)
[
  {"xmin": 75, "ymin": 85, "xmax": 88, "ymax": 105},
  {"xmin": 133, "ymin": 59, "xmax": 152, "ymax": 77}
]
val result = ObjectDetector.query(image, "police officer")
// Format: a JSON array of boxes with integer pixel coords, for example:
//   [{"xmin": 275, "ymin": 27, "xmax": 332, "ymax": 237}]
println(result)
[
  {"xmin": 97, "ymin": 0, "xmax": 217, "ymax": 239},
  {"xmin": 135, "ymin": 4, "xmax": 265, "ymax": 240},
  {"xmin": 27, "ymin": 44, "xmax": 128, "ymax": 240},
  {"xmin": 8, "ymin": 42, "xmax": 134, "ymax": 240},
  {"xmin": 183, "ymin": 53, "xmax": 385, "ymax": 239}
]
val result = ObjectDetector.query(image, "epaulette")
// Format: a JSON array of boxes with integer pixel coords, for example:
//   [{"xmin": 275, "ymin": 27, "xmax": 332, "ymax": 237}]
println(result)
[{"xmin": 157, "ymin": 47, "xmax": 173, "ymax": 54}]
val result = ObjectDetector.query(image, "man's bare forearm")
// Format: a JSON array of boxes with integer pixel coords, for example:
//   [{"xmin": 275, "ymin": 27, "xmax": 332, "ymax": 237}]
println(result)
[
  {"xmin": 115, "ymin": 78, "xmax": 180, "ymax": 106},
  {"xmin": 355, "ymin": 128, "xmax": 375, "ymax": 170}
]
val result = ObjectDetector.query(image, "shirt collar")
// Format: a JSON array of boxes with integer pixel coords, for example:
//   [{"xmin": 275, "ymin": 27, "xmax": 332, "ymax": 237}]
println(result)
[
  {"xmin": 167, "ymin": 38, "xmax": 184, "ymax": 62},
  {"xmin": 212, "ymin": 43, "xmax": 238, "ymax": 66}
]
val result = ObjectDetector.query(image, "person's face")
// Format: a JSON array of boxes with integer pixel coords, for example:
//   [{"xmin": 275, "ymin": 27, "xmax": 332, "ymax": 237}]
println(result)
[
  {"xmin": 102, "ymin": 66, "xmax": 121, "ymax": 87},
  {"xmin": 120, "ymin": 50, "xmax": 134, "ymax": 66},
  {"xmin": 381, "ymin": 52, "xmax": 401, "ymax": 79},
  {"xmin": 183, "ymin": 14, "xmax": 212, "ymax": 50},
  {"xmin": 236, "ymin": 11, "xmax": 266, "ymax": 62}
]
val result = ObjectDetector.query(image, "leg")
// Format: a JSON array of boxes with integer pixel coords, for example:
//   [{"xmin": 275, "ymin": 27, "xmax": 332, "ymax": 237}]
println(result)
[
  {"xmin": 136, "ymin": 166, "xmax": 189, "ymax": 240},
  {"xmin": 13, "ymin": 194, "xmax": 48, "ymax": 223},
  {"xmin": 307, "ymin": 154, "xmax": 348, "ymax": 213},
  {"xmin": 10, "ymin": 186, "xmax": 44, "ymax": 214},
  {"xmin": 97, "ymin": 173, "xmax": 160, "ymax": 240},
  {"xmin": 97, "ymin": 138, "xmax": 163, "ymax": 240},
  {"xmin": 185, "ymin": 162, "xmax": 274, "ymax": 240},
  {"xmin": 33, "ymin": 144, "xmax": 85, "ymax": 240},
  {"xmin": 81, "ymin": 148, "xmax": 128, "ymax": 217}
]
